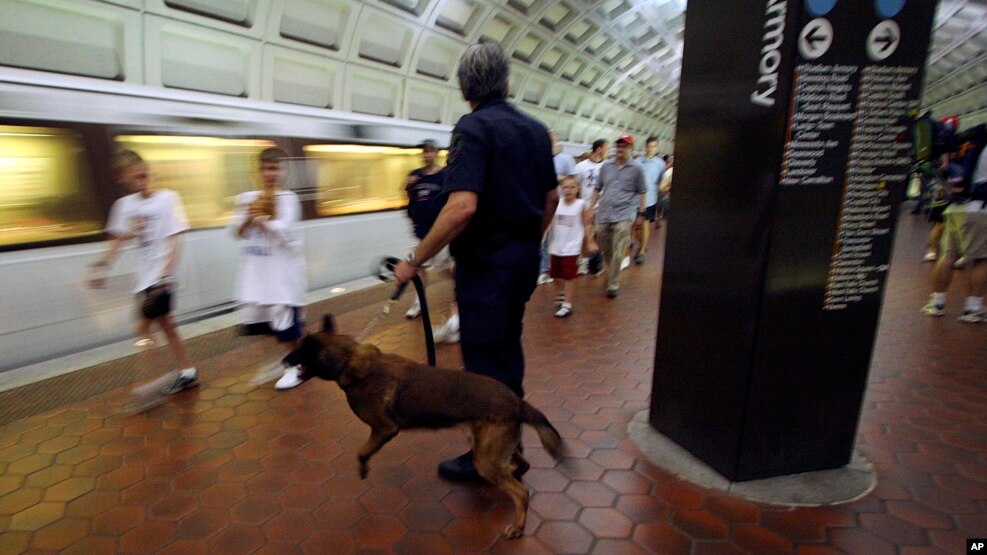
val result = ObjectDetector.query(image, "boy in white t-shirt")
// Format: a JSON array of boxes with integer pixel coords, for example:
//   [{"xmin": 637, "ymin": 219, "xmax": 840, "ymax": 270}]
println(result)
[
  {"xmin": 573, "ymin": 139, "xmax": 607, "ymax": 274},
  {"xmin": 88, "ymin": 149, "xmax": 199, "ymax": 395},
  {"xmin": 574, "ymin": 139, "xmax": 608, "ymax": 205},
  {"xmin": 548, "ymin": 176, "xmax": 595, "ymax": 317}
]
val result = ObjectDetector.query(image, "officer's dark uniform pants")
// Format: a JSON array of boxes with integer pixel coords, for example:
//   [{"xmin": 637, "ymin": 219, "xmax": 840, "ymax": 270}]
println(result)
[{"xmin": 455, "ymin": 250, "xmax": 539, "ymax": 398}]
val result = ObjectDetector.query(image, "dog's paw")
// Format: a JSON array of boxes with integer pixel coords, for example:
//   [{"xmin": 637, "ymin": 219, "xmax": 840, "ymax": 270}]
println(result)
[{"xmin": 503, "ymin": 524, "xmax": 524, "ymax": 539}]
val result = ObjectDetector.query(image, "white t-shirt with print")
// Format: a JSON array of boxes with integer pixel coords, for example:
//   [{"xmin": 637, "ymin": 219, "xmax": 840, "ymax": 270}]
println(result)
[
  {"xmin": 230, "ymin": 189, "xmax": 307, "ymax": 308},
  {"xmin": 548, "ymin": 198, "xmax": 586, "ymax": 257},
  {"xmin": 105, "ymin": 190, "xmax": 188, "ymax": 293},
  {"xmin": 574, "ymin": 159, "xmax": 604, "ymax": 205}
]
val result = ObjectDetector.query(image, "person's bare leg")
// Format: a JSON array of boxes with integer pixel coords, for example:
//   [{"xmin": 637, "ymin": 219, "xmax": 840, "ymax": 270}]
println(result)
[
  {"xmin": 932, "ymin": 252, "xmax": 957, "ymax": 292},
  {"xmin": 563, "ymin": 278, "xmax": 575, "ymax": 305},
  {"xmin": 135, "ymin": 317, "xmax": 154, "ymax": 347},
  {"xmin": 965, "ymin": 259, "xmax": 987, "ymax": 298},
  {"xmin": 158, "ymin": 314, "xmax": 193, "ymax": 370},
  {"xmin": 928, "ymin": 222, "xmax": 944, "ymax": 257}
]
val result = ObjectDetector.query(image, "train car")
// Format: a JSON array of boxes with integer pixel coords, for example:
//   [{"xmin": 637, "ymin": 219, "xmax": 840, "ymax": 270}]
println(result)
[{"xmin": 0, "ymin": 70, "xmax": 468, "ymax": 373}]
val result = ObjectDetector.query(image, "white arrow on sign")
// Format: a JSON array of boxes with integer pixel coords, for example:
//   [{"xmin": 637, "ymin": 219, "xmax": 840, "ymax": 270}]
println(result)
[
  {"xmin": 867, "ymin": 20, "xmax": 900, "ymax": 61},
  {"xmin": 799, "ymin": 18, "xmax": 834, "ymax": 60}
]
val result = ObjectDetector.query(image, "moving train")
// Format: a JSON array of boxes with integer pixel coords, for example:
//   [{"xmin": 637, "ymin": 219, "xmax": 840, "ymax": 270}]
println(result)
[{"xmin": 0, "ymin": 70, "xmax": 585, "ymax": 374}]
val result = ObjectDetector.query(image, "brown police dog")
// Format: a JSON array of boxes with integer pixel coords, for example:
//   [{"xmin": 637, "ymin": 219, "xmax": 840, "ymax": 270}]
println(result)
[{"xmin": 284, "ymin": 315, "xmax": 563, "ymax": 538}]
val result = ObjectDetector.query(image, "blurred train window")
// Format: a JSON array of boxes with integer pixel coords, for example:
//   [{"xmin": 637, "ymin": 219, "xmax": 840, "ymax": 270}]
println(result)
[
  {"xmin": 0, "ymin": 125, "xmax": 101, "ymax": 247},
  {"xmin": 114, "ymin": 136, "xmax": 276, "ymax": 228},
  {"xmin": 304, "ymin": 145, "xmax": 447, "ymax": 217}
]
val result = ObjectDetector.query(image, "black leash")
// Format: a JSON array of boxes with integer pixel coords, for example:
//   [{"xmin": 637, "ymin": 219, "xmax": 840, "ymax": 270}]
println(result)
[{"xmin": 374, "ymin": 257, "xmax": 436, "ymax": 367}]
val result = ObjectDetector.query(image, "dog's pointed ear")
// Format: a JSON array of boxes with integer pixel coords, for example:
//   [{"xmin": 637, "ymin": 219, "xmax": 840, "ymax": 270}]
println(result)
[{"xmin": 323, "ymin": 314, "xmax": 335, "ymax": 333}]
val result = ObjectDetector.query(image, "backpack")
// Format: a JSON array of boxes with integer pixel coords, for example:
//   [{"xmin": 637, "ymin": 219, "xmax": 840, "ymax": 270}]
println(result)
[{"xmin": 953, "ymin": 124, "xmax": 987, "ymax": 202}]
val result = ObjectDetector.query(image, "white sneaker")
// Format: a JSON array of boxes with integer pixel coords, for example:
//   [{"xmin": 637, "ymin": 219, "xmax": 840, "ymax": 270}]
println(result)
[
  {"xmin": 405, "ymin": 299, "xmax": 421, "ymax": 319},
  {"xmin": 275, "ymin": 365, "xmax": 304, "ymax": 390},
  {"xmin": 958, "ymin": 309, "xmax": 985, "ymax": 323},
  {"xmin": 432, "ymin": 322, "xmax": 450, "ymax": 343},
  {"xmin": 620, "ymin": 256, "xmax": 631, "ymax": 271},
  {"xmin": 445, "ymin": 315, "xmax": 459, "ymax": 343},
  {"xmin": 954, "ymin": 256, "xmax": 968, "ymax": 269},
  {"xmin": 922, "ymin": 251, "xmax": 937, "ymax": 262},
  {"xmin": 921, "ymin": 298, "xmax": 945, "ymax": 317},
  {"xmin": 432, "ymin": 316, "xmax": 461, "ymax": 344},
  {"xmin": 555, "ymin": 303, "xmax": 572, "ymax": 318},
  {"xmin": 537, "ymin": 273, "xmax": 554, "ymax": 285}
]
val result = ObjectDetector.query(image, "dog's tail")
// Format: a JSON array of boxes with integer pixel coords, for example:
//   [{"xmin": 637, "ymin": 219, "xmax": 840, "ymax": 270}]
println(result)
[{"xmin": 520, "ymin": 401, "xmax": 563, "ymax": 459}]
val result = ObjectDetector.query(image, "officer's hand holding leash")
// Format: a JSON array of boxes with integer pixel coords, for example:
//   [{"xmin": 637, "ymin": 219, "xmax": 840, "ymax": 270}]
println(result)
[{"xmin": 392, "ymin": 257, "xmax": 419, "ymax": 285}]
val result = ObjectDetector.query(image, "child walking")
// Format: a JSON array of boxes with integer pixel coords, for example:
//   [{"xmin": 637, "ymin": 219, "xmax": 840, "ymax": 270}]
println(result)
[
  {"xmin": 231, "ymin": 147, "xmax": 308, "ymax": 390},
  {"xmin": 88, "ymin": 149, "xmax": 199, "ymax": 395},
  {"xmin": 549, "ymin": 175, "xmax": 594, "ymax": 317}
]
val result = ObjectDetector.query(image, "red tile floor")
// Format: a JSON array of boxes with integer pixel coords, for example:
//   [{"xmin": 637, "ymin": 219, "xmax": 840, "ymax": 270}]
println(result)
[{"xmin": 1, "ymin": 210, "xmax": 985, "ymax": 554}]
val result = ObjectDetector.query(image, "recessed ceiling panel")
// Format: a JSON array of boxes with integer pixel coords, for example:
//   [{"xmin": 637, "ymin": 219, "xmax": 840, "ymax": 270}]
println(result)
[
  {"xmin": 513, "ymin": 32, "xmax": 545, "ymax": 63},
  {"xmin": 540, "ymin": 3, "xmax": 575, "ymax": 32},
  {"xmin": 357, "ymin": 11, "xmax": 413, "ymax": 68},
  {"xmin": 561, "ymin": 57, "xmax": 585, "ymax": 81},
  {"xmin": 0, "ymin": 1, "xmax": 128, "ymax": 80},
  {"xmin": 564, "ymin": 19, "xmax": 597, "ymax": 45},
  {"xmin": 480, "ymin": 13, "xmax": 516, "ymax": 44},
  {"xmin": 415, "ymin": 34, "xmax": 460, "ymax": 80},
  {"xmin": 379, "ymin": 0, "xmax": 429, "ymax": 17},
  {"xmin": 436, "ymin": 0, "xmax": 484, "ymax": 36},
  {"xmin": 164, "ymin": 0, "xmax": 254, "ymax": 27},
  {"xmin": 280, "ymin": 0, "xmax": 350, "ymax": 51}
]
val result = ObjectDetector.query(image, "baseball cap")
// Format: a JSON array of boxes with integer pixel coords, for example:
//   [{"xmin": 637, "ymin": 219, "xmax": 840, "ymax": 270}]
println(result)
[
  {"xmin": 418, "ymin": 139, "xmax": 438, "ymax": 150},
  {"xmin": 615, "ymin": 135, "xmax": 634, "ymax": 146}
]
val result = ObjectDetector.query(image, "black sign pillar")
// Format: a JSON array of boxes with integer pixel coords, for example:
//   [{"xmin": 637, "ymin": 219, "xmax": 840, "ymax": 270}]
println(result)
[{"xmin": 650, "ymin": 0, "xmax": 939, "ymax": 481}]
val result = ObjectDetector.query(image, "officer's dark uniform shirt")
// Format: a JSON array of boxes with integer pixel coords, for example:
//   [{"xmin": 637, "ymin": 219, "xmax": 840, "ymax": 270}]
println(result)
[
  {"xmin": 406, "ymin": 167, "xmax": 446, "ymax": 239},
  {"xmin": 443, "ymin": 97, "xmax": 557, "ymax": 265}
]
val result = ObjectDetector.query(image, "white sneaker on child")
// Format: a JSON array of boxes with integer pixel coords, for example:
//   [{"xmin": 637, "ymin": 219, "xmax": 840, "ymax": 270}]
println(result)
[
  {"xmin": 555, "ymin": 303, "xmax": 572, "ymax": 318},
  {"xmin": 620, "ymin": 256, "xmax": 631, "ymax": 271},
  {"xmin": 275, "ymin": 365, "xmax": 304, "ymax": 390}
]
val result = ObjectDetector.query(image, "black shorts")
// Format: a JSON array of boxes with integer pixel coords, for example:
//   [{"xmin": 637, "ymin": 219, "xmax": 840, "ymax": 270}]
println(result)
[
  {"xmin": 928, "ymin": 201, "xmax": 949, "ymax": 224},
  {"xmin": 644, "ymin": 204, "xmax": 658, "ymax": 222},
  {"xmin": 138, "ymin": 285, "xmax": 172, "ymax": 320}
]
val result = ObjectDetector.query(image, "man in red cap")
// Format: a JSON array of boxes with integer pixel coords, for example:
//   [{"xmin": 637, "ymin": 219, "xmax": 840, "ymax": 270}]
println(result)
[{"xmin": 589, "ymin": 135, "xmax": 647, "ymax": 297}]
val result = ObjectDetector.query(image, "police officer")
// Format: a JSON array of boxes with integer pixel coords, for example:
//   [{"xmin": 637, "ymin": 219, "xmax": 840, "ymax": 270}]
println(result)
[{"xmin": 393, "ymin": 41, "xmax": 558, "ymax": 481}]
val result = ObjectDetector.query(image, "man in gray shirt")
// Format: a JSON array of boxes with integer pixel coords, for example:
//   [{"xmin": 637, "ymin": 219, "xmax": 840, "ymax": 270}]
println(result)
[{"xmin": 589, "ymin": 135, "xmax": 646, "ymax": 298}]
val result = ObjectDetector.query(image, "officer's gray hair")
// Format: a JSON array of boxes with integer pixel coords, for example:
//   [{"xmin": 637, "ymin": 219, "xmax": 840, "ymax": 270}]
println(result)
[{"xmin": 457, "ymin": 41, "xmax": 510, "ymax": 102}]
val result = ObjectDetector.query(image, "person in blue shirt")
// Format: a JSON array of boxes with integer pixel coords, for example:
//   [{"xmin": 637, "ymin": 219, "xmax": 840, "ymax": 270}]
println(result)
[
  {"xmin": 634, "ymin": 137, "xmax": 665, "ymax": 264},
  {"xmin": 393, "ymin": 41, "xmax": 558, "ymax": 481}
]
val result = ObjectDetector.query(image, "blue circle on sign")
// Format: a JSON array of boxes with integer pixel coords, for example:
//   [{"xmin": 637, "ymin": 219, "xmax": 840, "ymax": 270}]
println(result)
[
  {"xmin": 875, "ymin": 0, "xmax": 906, "ymax": 18},
  {"xmin": 805, "ymin": 0, "xmax": 837, "ymax": 16}
]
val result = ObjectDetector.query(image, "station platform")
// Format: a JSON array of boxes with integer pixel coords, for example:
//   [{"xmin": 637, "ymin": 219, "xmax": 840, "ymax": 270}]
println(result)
[{"xmin": 0, "ymin": 212, "xmax": 985, "ymax": 554}]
